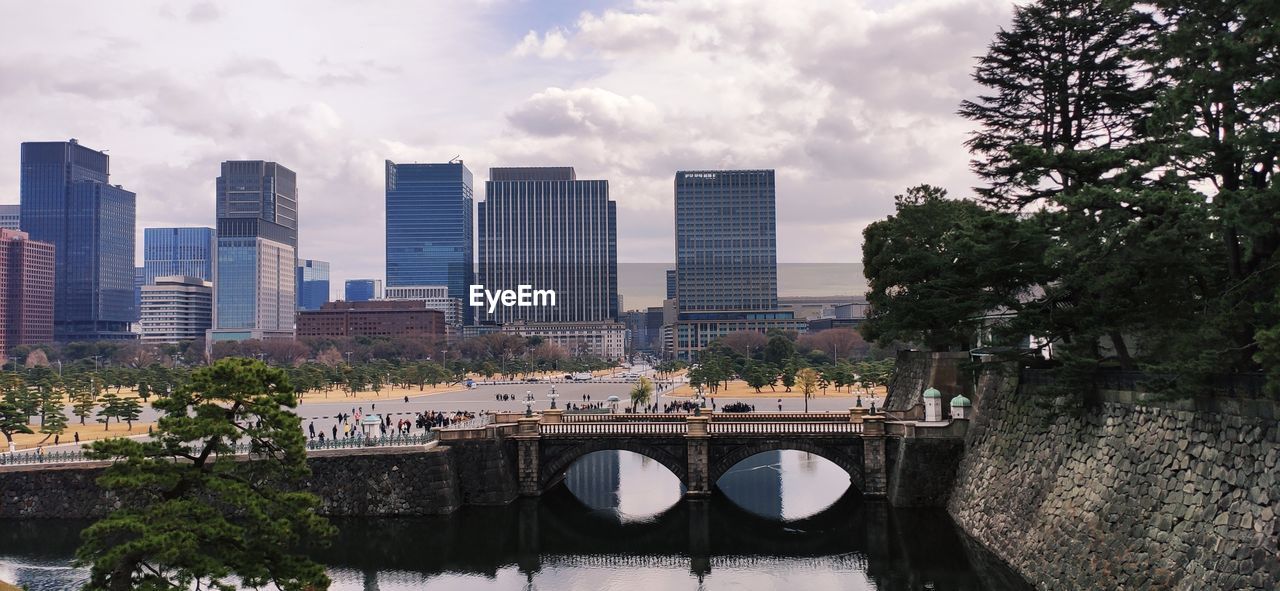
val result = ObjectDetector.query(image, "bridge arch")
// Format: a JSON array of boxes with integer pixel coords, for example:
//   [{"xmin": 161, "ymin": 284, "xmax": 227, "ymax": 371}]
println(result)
[
  {"xmin": 708, "ymin": 440, "xmax": 865, "ymax": 494},
  {"xmin": 539, "ymin": 439, "xmax": 690, "ymax": 490}
]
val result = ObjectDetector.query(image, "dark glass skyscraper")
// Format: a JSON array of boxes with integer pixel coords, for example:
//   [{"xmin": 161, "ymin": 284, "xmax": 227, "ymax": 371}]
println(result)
[
  {"xmin": 477, "ymin": 167, "xmax": 618, "ymax": 324},
  {"xmin": 211, "ymin": 161, "xmax": 297, "ymax": 341},
  {"xmin": 143, "ymin": 227, "xmax": 214, "ymax": 284},
  {"xmin": 296, "ymin": 259, "xmax": 330, "ymax": 311},
  {"xmin": 385, "ymin": 160, "xmax": 473, "ymax": 318},
  {"xmin": 20, "ymin": 139, "xmax": 137, "ymax": 341},
  {"xmin": 675, "ymin": 170, "xmax": 777, "ymax": 311}
]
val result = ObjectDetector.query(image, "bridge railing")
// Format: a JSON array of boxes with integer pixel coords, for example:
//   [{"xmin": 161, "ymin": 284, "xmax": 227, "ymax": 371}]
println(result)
[
  {"xmin": 708, "ymin": 422, "xmax": 865, "ymax": 435},
  {"xmin": 557, "ymin": 411, "xmax": 852, "ymax": 423},
  {"xmin": 562, "ymin": 412, "xmax": 685, "ymax": 423},
  {"xmin": 0, "ymin": 432, "xmax": 439, "ymax": 467},
  {"xmin": 541, "ymin": 422, "xmax": 689, "ymax": 436}
]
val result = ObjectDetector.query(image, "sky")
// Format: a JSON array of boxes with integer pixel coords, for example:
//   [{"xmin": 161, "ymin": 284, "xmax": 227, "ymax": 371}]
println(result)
[{"xmin": 0, "ymin": 0, "xmax": 1014, "ymax": 302}]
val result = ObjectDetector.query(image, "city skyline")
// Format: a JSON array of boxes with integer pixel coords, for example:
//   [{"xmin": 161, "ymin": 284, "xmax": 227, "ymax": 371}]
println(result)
[{"xmin": 0, "ymin": 0, "xmax": 1013, "ymax": 294}]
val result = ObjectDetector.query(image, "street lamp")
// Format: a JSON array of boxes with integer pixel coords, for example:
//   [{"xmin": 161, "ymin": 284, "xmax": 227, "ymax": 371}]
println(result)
[
  {"xmin": 525, "ymin": 389, "xmax": 533, "ymax": 402},
  {"xmin": 523, "ymin": 399, "xmax": 535, "ymax": 417},
  {"xmin": 547, "ymin": 392, "xmax": 559, "ymax": 409},
  {"xmin": 692, "ymin": 392, "xmax": 705, "ymax": 416}
]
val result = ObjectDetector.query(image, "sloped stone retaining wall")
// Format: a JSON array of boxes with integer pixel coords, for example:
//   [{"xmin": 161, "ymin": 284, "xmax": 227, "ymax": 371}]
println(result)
[{"xmin": 948, "ymin": 366, "xmax": 1279, "ymax": 590}]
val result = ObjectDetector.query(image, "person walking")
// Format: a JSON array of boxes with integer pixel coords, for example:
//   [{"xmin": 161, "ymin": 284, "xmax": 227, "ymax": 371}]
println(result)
[
  {"xmin": 74, "ymin": 432, "xmax": 80, "ymax": 444},
  {"xmin": 332, "ymin": 424, "xmax": 338, "ymax": 440},
  {"xmin": 308, "ymin": 422, "xmax": 315, "ymax": 438},
  {"xmin": 777, "ymin": 399, "xmax": 782, "ymax": 412}
]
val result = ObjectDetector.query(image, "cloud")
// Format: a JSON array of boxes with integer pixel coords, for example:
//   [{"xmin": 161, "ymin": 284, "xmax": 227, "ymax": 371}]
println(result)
[
  {"xmin": 506, "ymin": 87, "xmax": 661, "ymax": 138},
  {"xmin": 186, "ymin": 2, "xmax": 222, "ymax": 24},
  {"xmin": 217, "ymin": 57, "xmax": 292, "ymax": 80},
  {"xmin": 513, "ymin": 29, "xmax": 571, "ymax": 59}
]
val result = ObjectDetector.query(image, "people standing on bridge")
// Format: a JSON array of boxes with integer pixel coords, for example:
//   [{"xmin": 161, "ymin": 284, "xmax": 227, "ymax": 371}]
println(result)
[
  {"xmin": 332, "ymin": 425, "xmax": 337, "ymax": 440},
  {"xmin": 318, "ymin": 432, "xmax": 326, "ymax": 444},
  {"xmin": 308, "ymin": 422, "xmax": 315, "ymax": 438},
  {"xmin": 778, "ymin": 399, "xmax": 783, "ymax": 411}
]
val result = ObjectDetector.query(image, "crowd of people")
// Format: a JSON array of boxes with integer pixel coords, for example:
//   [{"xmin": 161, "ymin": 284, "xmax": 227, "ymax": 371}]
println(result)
[{"xmin": 305, "ymin": 405, "xmax": 478, "ymax": 445}]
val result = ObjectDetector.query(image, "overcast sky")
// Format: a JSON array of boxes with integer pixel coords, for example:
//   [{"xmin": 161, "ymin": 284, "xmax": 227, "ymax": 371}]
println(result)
[{"xmin": 0, "ymin": 0, "xmax": 1012, "ymax": 298}]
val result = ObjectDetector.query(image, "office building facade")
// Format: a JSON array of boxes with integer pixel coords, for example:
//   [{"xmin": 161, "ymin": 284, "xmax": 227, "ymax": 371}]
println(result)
[
  {"xmin": 143, "ymin": 227, "xmax": 214, "ymax": 284},
  {"xmin": 296, "ymin": 259, "xmax": 330, "ymax": 311},
  {"xmin": 670, "ymin": 170, "xmax": 802, "ymax": 359},
  {"xmin": 210, "ymin": 160, "xmax": 298, "ymax": 342},
  {"xmin": 296, "ymin": 300, "xmax": 445, "ymax": 339},
  {"xmin": 675, "ymin": 170, "xmax": 777, "ymax": 311},
  {"xmin": 385, "ymin": 160, "xmax": 473, "ymax": 321},
  {"xmin": 383, "ymin": 284, "xmax": 463, "ymax": 329},
  {"xmin": 20, "ymin": 139, "xmax": 136, "ymax": 341},
  {"xmin": 0, "ymin": 204, "xmax": 18, "ymax": 230},
  {"xmin": 477, "ymin": 166, "xmax": 618, "ymax": 324},
  {"xmin": 344, "ymin": 278, "xmax": 383, "ymax": 302},
  {"xmin": 139, "ymin": 276, "xmax": 212, "ymax": 343},
  {"xmin": 0, "ymin": 229, "xmax": 55, "ymax": 359}
]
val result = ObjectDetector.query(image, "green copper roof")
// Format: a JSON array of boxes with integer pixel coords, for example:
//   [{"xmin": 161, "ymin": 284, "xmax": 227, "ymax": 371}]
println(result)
[
  {"xmin": 950, "ymin": 394, "xmax": 972, "ymax": 407},
  {"xmin": 923, "ymin": 387, "xmax": 941, "ymax": 399}
]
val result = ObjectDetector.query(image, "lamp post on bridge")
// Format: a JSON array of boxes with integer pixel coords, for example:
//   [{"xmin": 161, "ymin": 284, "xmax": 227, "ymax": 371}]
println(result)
[{"xmin": 523, "ymin": 399, "xmax": 535, "ymax": 418}]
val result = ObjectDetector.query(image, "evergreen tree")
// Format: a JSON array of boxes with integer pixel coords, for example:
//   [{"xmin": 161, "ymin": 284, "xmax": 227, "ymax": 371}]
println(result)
[
  {"xmin": 96, "ymin": 392, "xmax": 121, "ymax": 431},
  {"xmin": 38, "ymin": 381, "xmax": 67, "ymax": 441},
  {"xmin": 76, "ymin": 358, "xmax": 333, "ymax": 591},
  {"xmin": 117, "ymin": 397, "xmax": 142, "ymax": 430}
]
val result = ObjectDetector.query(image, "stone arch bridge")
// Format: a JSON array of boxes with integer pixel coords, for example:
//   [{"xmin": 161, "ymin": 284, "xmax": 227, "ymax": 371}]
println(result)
[{"xmin": 494, "ymin": 409, "xmax": 892, "ymax": 497}]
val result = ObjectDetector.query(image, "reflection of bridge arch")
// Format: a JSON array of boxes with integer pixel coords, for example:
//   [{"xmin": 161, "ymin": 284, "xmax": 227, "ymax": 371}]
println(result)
[
  {"xmin": 539, "ymin": 439, "xmax": 689, "ymax": 490},
  {"xmin": 709, "ymin": 440, "xmax": 865, "ymax": 494}
]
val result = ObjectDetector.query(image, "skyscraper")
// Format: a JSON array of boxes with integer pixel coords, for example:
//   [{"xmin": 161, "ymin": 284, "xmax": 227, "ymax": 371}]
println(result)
[
  {"xmin": 385, "ymin": 160, "xmax": 473, "ymax": 321},
  {"xmin": 20, "ymin": 139, "xmax": 136, "ymax": 341},
  {"xmin": 0, "ymin": 229, "xmax": 55, "ymax": 359},
  {"xmin": 296, "ymin": 259, "xmax": 330, "ymax": 311},
  {"xmin": 209, "ymin": 160, "xmax": 298, "ymax": 342},
  {"xmin": 344, "ymin": 279, "xmax": 382, "ymax": 302},
  {"xmin": 143, "ymin": 227, "xmax": 214, "ymax": 284},
  {"xmin": 0, "ymin": 204, "xmax": 19, "ymax": 230},
  {"xmin": 675, "ymin": 170, "xmax": 777, "ymax": 311},
  {"xmin": 477, "ymin": 166, "xmax": 618, "ymax": 324},
  {"xmin": 669, "ymin": 169, "xmax": 804, "ymax": 359}
]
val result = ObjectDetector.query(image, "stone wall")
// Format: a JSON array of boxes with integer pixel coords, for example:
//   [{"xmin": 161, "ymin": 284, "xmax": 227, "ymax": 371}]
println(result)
[
  {"xmin": 949, "ymin": 365, "xmax": 1280, "ymax": 590},
  {"xmin": 887, "ymin": 435, "xmax": 966, "ymax": 507},
  {"xmin": 885, "ymin": 350, "xmax": 970, "ymax": 413},
  {"xmin": 0, "ymin": 442, "xmax": 511, "ymax": 519}
]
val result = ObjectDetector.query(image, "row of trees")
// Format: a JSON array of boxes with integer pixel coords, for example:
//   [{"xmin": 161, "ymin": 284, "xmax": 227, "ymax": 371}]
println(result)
[
  {"xmin": 0, "ymin": 371, "xmax": 145, "ymax": 449},
  {"xmin": 861, "ymin": 0, "xmax": 1278, "ymax": 393},
  {"xmin": 685, "ymin": 333, "xmax": 895, "ymax": 411}
]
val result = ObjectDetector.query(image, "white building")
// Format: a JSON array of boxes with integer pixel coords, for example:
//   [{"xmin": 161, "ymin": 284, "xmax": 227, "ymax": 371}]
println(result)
[
  {"xmin": 500, "ymin": 320, "xmax": 627, "ymax": 361},
  {"xmin": 381, "ymin": 284, "xmax": 464, "ymax": 330},
  {"xmin": 141, "ymin": 276, "xmax": 212, "ymax": 343}
]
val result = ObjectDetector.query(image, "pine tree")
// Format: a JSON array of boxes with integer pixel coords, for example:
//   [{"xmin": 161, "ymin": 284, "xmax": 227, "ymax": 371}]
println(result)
[
  {"xmin": 96, "ymin": 392, "xmax": 121, "ymax": 431},
  {"xmin": 76, "ymin": 358, "xmax": 333, "ymax": 591},
  {"xmin": 116, "ymin": 397, "xmax": 142, "ymax": 430},
  {"xmin": 70, "ymin": 376, "xmax": 97, "ymax": 426}
]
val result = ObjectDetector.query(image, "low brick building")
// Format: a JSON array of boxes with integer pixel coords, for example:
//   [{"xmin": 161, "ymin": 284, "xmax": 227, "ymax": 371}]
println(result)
[{"xmin": 296, "ymin": 300, "xmax": 445, "ymax": 339}]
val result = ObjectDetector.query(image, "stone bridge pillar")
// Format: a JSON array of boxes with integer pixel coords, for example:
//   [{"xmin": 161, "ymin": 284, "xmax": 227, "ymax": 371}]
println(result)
[
  {"xmin": 685, "ymin": 415, "xmax": 711, "ymax": 497},
  {"xmin": 862, "ymin": 415, "xmax": 887, "ymax": 497},
  {"xmin": 515, "ymin": 415, "xmax": 542, "ymax": 496}
]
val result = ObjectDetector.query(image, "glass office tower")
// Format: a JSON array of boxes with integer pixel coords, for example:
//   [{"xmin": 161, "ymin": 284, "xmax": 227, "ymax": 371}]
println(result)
[
  {"xmin": 674, "ymin": 170, "xmax": 778, "ymax": 311},
  {"xmin": 296, "ymin": 259, "xmax": 330, "ymax": 311},
  {"xmin": 385, "ymin": 160, "xmax": 473, "ymax": 321},
  {"xmin": 211, "ymin": 161, "xmax": 297, "ymax": 341},
  {"xmin": 20, "ymin": 139, "xmax": 137, "ymax": 341},
  {"xmin": 143, "ymin": 227, "xmax": 214, "ymax": 284},
  {"xmin": 477, "ymin": 167, "xmax": 618, "ymax": 324},
  {"xmin": 344, "ymin": 279, "xmax": 382, "ymax": 302}
]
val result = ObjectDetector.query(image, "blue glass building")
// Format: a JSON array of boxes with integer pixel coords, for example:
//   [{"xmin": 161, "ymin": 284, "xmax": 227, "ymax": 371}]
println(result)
[
  {"xmin": 20, "ymin": 139, "xmax": 137, "ymax": 341},
  {"xmin": 296, "ymin": 259, "xmax": 330, "ymax": 311},
  {"xmin": 385, "ymin": 160, "xmax": 472, "ymax": 320},
  {"xmin": 134, "ymin": 267, "xmax": 145, "ymax": 323},
  {"xmin": 344, "ymin": 279, "xmax": 381, "ymax": 302},
  {"xmin": 143, "ymin": 227, "xmax": 214, "ymax": 284},
  {"xmin": 211, "ymin": 161, "xmax": 297, "ymax": 341}
]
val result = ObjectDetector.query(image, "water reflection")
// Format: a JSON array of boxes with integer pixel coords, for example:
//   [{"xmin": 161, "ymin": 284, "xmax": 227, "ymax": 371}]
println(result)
[
  {"xmin": 563, "ymin": 450, "xmax": 684, "ymax": 522},
  {"xmin": 0, "ymin": 449, "xmax": 1031, "ymax": 590}
]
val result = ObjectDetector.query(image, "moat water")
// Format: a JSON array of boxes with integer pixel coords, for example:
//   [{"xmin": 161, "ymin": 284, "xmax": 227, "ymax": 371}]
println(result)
[{"xmin": 0, "ymin": 450, "xmax": 1030, "ymax": 590}]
